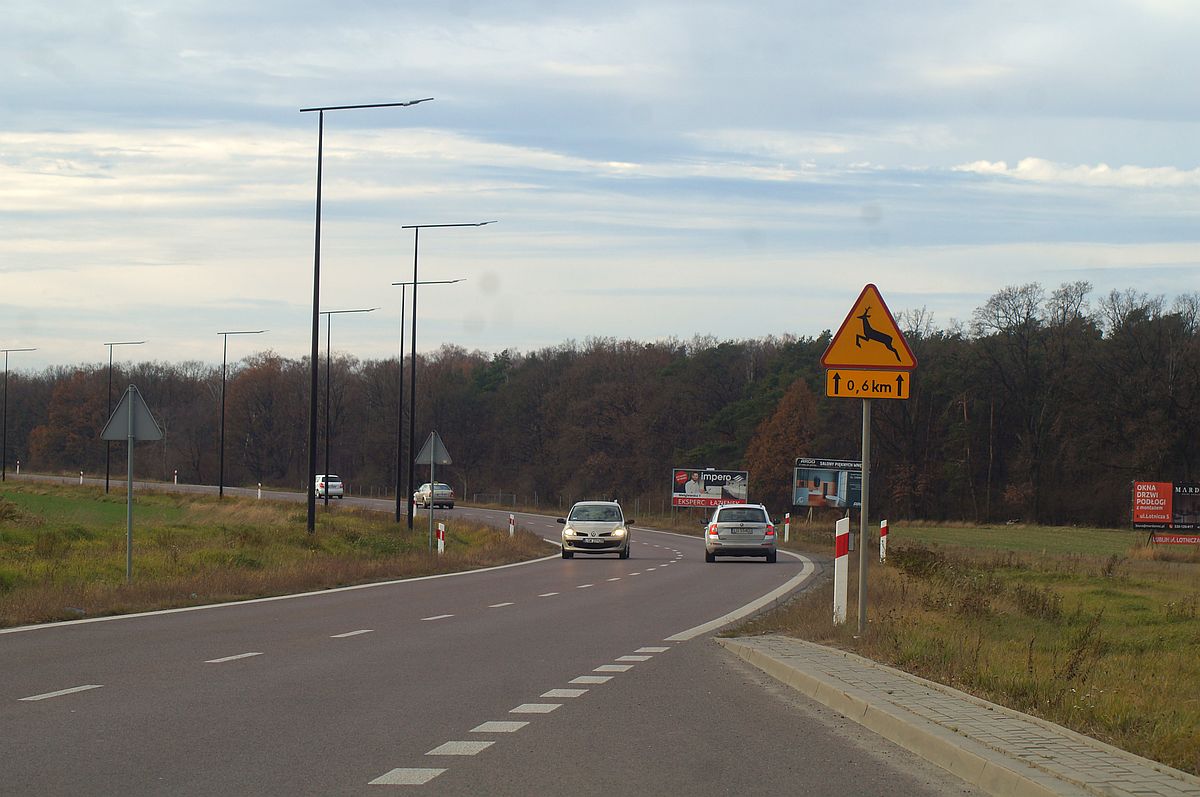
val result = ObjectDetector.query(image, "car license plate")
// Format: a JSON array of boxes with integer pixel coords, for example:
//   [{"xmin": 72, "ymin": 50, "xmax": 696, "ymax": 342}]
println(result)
[{"xmin": 731, "ymin": 527, "xmax": 753, "ymax": 535}]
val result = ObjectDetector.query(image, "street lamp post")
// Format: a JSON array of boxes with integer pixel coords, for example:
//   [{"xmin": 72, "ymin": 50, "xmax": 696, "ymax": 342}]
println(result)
[
  {"xmin": 321, "ymin": 308, "xmax": 376, "ymax": 507},
  {"xmin": 2, "ymin": 347, "xmax": 36, "ymax": 483},
  {"xmin": 104, "ymin": 340, "xmax": 145, "ymax": 493},
  {"xmin": 300, "ymin": 98, "xmax": 433, "ymax": 532},
  {"xmin": 218, "ymin": 329, "xmax": 266, "ymax": 498},
  {"xmin": 401, "ymin": 221, "xmax": 496, "ymax": 528},
  {"xmin": 390, "ymin": 279, "xmax": 464, "ymax": 522}
]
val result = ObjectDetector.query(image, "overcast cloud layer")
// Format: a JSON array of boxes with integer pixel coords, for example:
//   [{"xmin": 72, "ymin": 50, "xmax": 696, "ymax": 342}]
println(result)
[{"xmin": 4, "ymin": 0, "xmax": 1200, "ymax": 369}]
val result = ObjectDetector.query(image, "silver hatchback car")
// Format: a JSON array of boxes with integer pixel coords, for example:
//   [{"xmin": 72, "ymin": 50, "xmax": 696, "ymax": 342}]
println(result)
[
  {"xmin": 704, "ymin": 503, "xmax": 776, "ymax": 563},
  {"xmin": 557, "ymin": 501, "xmax": 632, "ymax": 559}
]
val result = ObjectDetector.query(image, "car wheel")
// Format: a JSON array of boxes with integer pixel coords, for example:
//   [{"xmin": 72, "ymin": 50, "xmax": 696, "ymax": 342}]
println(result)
[
  {"xmin": 705, "ymin": 550, "xmax": 716, "ymax": 563},
  {"xmin": 766, "ymin": 549, "xmax": 777, "ymax": 563},
  {"xmin": 561, "ymin": 549, "xmax": 573, "ymax": 559},
  {"xmin": 619, "ymin": 546, "xmax": 629, "ymax": 560}
]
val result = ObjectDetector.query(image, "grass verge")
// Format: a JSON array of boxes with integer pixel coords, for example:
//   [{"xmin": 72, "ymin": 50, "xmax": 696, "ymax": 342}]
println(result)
[
  {"xmin": 0, "ymin": 483, "xmax": 550, "ymax": 628},
  {"xmin": 733, "ymin": 522, "xmax": 1200, "ymax": 776}
]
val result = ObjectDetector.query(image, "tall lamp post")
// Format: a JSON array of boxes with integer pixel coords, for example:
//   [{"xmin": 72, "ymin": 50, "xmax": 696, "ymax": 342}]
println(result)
[
  {"xmin": 300, "ymin": 98, "xmax": 433, "ymax": 533},
  {"xmin": 104, "ymin": 340, "xmax": 145, "ymax": 493},
  {"xmin": 321, "ymin": 308, "xmax": 376, "ymax": 506},
  {"xmin": 217, "ymin": 329, "xmax": 266, "ymax": 498},
  {"xmin": 2, "ymin": 347, "xmax": 36, "ymax": 482},
  {"xmin": 401, "ymin": 221, "xmax": 496, "ymax": 528},
  {"xmin": 390, "ymin": 279, "xmax": 464, "ymax": 522}
]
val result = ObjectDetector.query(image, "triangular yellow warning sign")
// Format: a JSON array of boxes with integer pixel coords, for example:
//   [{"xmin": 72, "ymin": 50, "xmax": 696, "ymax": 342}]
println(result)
[{"xmin": 821, "ymin": 284, "xmax": 917, "ymax": 370}]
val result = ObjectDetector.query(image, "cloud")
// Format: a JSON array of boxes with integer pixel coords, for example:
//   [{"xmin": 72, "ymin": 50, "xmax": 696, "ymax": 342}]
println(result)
[{"xmin": 953, "ymin": 157, "xmax": 1200, "ymax": 189}]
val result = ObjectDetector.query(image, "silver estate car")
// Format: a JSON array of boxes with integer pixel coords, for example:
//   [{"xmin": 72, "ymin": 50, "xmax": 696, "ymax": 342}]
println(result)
[
  {"xmin": 557, "ymin": 501, "xmax": 632, "ymax": 559},
  {"xmin": 704, "ymin": 503, "xmax": 776, "ymax": 563}
]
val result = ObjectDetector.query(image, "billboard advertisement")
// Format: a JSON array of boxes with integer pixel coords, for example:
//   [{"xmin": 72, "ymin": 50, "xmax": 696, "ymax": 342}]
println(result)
[
  {"xmin": 671, "ymin": 468, "xmax": 748, "ymax": 508},
  {"xmin": 1133, "ymin": 481, "xmax": 1200, "ymax": 543},
  {"xmin": 793, "ymin": 458, "xmax": 862, "ymax": 509}
]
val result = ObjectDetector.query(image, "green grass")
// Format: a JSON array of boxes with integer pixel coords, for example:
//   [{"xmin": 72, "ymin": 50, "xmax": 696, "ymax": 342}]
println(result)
[{"xmin": 0, "ymin": 483, "xmax": 551, "ymax": 628}]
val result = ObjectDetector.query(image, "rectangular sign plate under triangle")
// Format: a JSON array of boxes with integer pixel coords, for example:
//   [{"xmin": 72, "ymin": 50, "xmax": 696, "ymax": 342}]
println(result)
[
  {"xmin": 826, "ymin": 369, "xmax": 911, "ymax": 399},
  {"xmin": 821, "ymin": 284, "xmax": 917, "ymax": 370},
  {"xmin": 100, "ymin": 385, "xmax": 163, "ymax": 441},
  {"xmin": 414, "ymin": 431, "xmax": 453, "ymax": 465}
]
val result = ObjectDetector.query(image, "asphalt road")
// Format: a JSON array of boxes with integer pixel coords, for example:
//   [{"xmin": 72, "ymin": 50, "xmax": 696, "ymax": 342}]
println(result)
[{"xmin": 0, "ymin": 476, "xmax": 978, "ymax": 795}]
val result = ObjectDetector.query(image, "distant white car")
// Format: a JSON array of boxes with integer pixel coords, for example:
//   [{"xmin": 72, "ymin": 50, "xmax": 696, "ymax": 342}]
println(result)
[
  {"xmin": 413, "ymin": 482, "xmax": 455, "ymax": 509},
  {"xmin": 315, "ymin": 474, "xmax": 344, "ymax": 499}
]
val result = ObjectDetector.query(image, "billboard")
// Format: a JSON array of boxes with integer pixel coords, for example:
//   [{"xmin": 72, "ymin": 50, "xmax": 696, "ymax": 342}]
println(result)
[
  {"xmin": 1133, "ymin": 481, "xmax": 1200, "ymax": 543},
  {"xmin": 671, "ymin": 468, "xmax": 748, "ymax": 508},
  {"xmin": 793, "ymin": 458, "xmax": 862, "ymax": 509}
]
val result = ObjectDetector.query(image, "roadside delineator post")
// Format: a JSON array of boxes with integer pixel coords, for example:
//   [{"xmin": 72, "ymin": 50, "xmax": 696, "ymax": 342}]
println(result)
[
  {"xmin": 173, "ymin": 469, "xmax": 178, "ymax": 486},
  {"xmin": 508, "ymin": 513, "xmax": 515, "ymax": 538},
  {"xmin": 784, "ymin": 512, "xmax": 790, "ymax": 542},
  {"xmin": 79, "ymin": 471, "xmax": 83, "ymax": 485},
  {"xmin": 257, "ymin": 483, "xmax": 262, "ymax": 500},
  {"xmin": 834, "ymin": 516, "xmax": 849, "ymax": 625},
  {"xmin": 880, "ymin": 519, "xmax": 888, "ymax": 563},
  {"xmin": 437, "ymin": 522, "xmax": 446, "ymax": 555}
]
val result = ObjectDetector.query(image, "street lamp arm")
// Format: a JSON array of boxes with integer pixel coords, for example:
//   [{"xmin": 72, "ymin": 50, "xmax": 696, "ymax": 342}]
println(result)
[{"xmin": 301, "ymin": 98, "xmax": 433, "ymax": 113}]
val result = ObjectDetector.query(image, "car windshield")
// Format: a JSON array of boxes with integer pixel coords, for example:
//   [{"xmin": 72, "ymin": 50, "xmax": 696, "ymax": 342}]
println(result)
[
  {"xmin": 434, "ymin": 483, "xmax": 451, "ymax": 490},
  {"xmin": 325, "ymin": 475, "xmax": 341, "ymax": 482},
  {"xmin": 717, "ymin": 507, "xmax": 767, "ymax": 523},
  {"xmin": 570, "ymin": 505, "xmax": 621, "ymax": 522}
]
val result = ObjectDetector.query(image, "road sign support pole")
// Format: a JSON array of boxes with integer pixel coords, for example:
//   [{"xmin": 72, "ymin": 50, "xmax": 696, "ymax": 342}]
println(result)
[
  {"xmin": 125, "ymin": 387, "xmax": 134, "ymax": 584},
  {"xmin": 859, "ymin": 398, "xmax": 871, "ymax": 635}
]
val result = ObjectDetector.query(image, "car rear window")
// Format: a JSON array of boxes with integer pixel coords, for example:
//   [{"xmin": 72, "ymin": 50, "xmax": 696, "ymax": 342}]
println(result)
[{"xmin": 717, "ymin": 507, "xmax": 767, "ymax": 523}]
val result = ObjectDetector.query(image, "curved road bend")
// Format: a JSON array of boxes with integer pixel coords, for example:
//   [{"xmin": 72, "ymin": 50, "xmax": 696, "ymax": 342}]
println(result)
[{"xmin": 0, "ymin": 476, "xmax": 978, "ymax": 795}]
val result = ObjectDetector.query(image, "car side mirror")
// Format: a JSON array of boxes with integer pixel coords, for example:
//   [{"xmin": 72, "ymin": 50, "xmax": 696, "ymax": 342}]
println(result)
[
  {"xmin": 556, "ymin": 518, "xmax": 566, "ymax": 524},
  {"xmin": 624, "ymin": 519, "xmax": 635, "ymax": 526}
]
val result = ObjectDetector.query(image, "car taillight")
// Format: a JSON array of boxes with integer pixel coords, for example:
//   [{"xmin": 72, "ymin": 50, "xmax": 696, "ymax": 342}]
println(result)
[
  {"xmin": 708, "ymin": 523, "xmax": 719, "ymax": 537},
  {"xmin": 765, "ymin": 524, "xmax": 776, "ymax": 536}
]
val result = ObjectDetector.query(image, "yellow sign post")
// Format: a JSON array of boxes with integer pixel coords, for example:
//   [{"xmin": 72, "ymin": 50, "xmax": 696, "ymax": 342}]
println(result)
[{"xmin": 820, "ymin": 284, "xmax": 916, "ymax": 637}]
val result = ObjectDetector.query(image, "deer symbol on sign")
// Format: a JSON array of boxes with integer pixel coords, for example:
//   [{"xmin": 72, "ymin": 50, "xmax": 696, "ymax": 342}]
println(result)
[{"xmin": 855, "ymin": 306, "xmax": 902, "ymax": 362}]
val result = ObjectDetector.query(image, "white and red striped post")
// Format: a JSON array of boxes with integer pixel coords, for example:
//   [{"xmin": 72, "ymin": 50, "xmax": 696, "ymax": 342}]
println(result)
[
  {"xmin": 508, "ymin": 513, "xmax": 515, "ymax": 538},
  {"xmin": 784, "ymin": 512, "xmax": 790, "ymax": 542},
  {"xmin": 437, "ymin": 522, "xmax": 446, "ymax": 555},
  {"xmin": 879, "ymin": 519, "xmax": 888, "ymax": 563},
  {"xmin": 834, "ymin": 516, "xmax": 849, "ymax": 625}
]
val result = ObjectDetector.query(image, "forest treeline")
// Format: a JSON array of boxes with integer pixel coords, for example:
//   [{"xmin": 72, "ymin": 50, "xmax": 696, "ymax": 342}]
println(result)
[{"xmin": 3, "ymin": 282, "xmax": 1197, "ymax": 527}]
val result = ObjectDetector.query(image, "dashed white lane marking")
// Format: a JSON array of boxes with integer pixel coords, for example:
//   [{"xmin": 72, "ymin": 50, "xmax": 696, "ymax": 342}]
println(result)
[
  {"xmin": 606, "ymin": 577, "xmax": 621, "ymax": 581},
  {"xmin": 570, "ymin": 675, "xmax": 612, "ymax": 684},
  {"xmin": 542, "ymin": 688, "xmax": 587, "ymax": 698},
  {"xmin": 538, "ymin": 592, "xmax": 558, "ymax": 597},
  {"xmin": 205, "ymin": 652, "xmax": 262, "ymax": 664},
  {"xmin": 616, "ymin": 655, "xmax": 652, "ymax": 662},
  {"xmin": 628, "ymin": 572, "xmax": 641, "ymax": 576},
  {"xmin": 369, "ymin": 768, "xmax": 445, "ymax": 785},
  {"xmin": 637, "ymin": 647, "xmax": 670, "ymax": 653},
  {"xmin": 510, "ymin": 703, "xmax": 561, "ymax": 714},
  {"xmin": 427, "ymin": 741, "xmax": 494, "ymax": 755},
  {"xmin": 421, "ymin": 614, "xmax": 454, "ymax": 621},
  {"xmin": 20, "ymin": 684, "xmax": 103, "ymax": 701},
  {"xmin": 488, "ymin": 602, "xmax": 514, "ymax": 608},
  {"xmin": 594, "ymin": 664, "xmax": 633, "ymax": 673},
  {"xmin": 646, "ymin": 567, "xmax": 657, "ymax": 571},
  {"xmin": 331, "ymin": 629, "xmax": 373, "ymax": 638},
  {"xmin": 576, "ymin": 584, "xmax": 593, "ymax": 589},
  {"xmin": 471, "ymin": 721, "xmax": 528, "ymax": 733}
]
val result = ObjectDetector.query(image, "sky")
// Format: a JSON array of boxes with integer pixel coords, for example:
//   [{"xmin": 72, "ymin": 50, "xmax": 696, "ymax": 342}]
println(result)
[{"xmin": 4, "ymin": 0, "xmax": 1200, "ymax": 371}]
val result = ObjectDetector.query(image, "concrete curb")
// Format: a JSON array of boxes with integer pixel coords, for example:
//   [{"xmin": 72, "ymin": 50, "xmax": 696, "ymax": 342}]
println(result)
[{"xmin": 721, "ymin": 636, "xmax": 1092, "ymax": 797}]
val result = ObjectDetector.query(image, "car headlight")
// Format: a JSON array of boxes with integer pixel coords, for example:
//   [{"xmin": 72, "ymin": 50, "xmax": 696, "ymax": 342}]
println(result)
[
  {"xmin": 612, "ymin": 528, "xmax": 626, "ymax": 537},
  {"xmin": 563, "ymin": 527, "xmax": 577, "ymax": 537}
]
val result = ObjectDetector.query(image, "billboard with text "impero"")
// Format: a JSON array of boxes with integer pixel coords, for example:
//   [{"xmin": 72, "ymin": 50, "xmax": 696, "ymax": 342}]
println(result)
[{"xmin": 671, "ymin": 468, "xmax": 748, "ymax": 508}]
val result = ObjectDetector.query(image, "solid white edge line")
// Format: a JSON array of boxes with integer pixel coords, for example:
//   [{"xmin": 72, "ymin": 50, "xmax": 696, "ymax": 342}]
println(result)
[
  {"xmin": 664, "ymin": 550, "xmax": 816, "ymax": 642},
  {"xmin": 20, "ymin": 684, "xmax": 103, "ymax": 701},
  {"xmin": 205, "ymin": 652, "xmax": 263, "ymax": 664},
  {"xmin": 331, "ymin": 629, "xmax": 373, "ymax": 638},
  {"xmin": 1, "ymin": 547, "xmax": 561, "ymax": 635}
]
